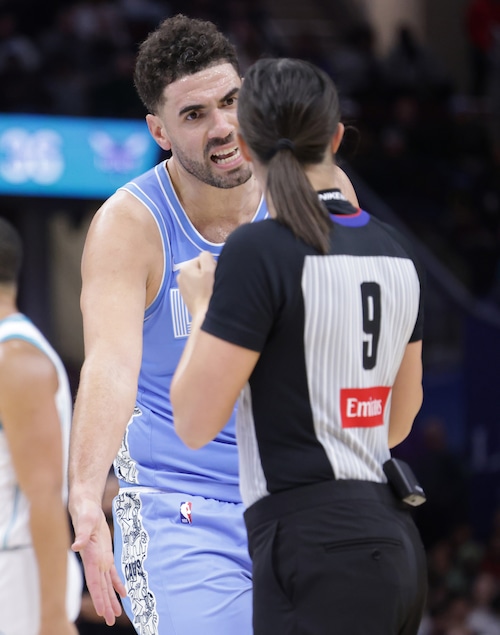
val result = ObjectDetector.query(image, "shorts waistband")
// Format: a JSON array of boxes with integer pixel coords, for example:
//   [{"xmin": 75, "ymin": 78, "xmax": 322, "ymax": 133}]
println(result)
[
  {"xmin": 0, "ymin": 544, "xmax": 32, "ymax": 553},
  {"xmin": 118, "ymin": 486, "xmax": 165, "ymax": 495},
  {"xmin": 244, "ymin": 479, "xmax": 407, "ymax": 530}
]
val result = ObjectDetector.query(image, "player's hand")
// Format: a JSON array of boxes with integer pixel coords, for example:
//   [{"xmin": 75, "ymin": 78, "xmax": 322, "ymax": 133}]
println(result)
[
  {"xmin": 70, "ymin": 498, "xmax": 127, "ymax": 626},
  {"xmin": 39, "ymin": 616, "xmax": 79, "ymax": 635},
  {"xmin": 177, "ymin": 251, "xmax": 216, "ymax": 316}
]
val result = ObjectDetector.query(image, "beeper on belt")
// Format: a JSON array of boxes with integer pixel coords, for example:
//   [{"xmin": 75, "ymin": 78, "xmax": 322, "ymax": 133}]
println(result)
[{"xmin": 383, "ymin": 457, "xmax": 427, "ymax": 507}]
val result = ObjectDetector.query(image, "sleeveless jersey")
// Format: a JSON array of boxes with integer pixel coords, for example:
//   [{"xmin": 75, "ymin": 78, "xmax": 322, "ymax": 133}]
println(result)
[
  {"xmin": 114, "ymin": 160, "xmax": 268, "ymax": 502},
  {"xmin": 0, "ymin": 313, "xmax": 73, "ymax": 549}
]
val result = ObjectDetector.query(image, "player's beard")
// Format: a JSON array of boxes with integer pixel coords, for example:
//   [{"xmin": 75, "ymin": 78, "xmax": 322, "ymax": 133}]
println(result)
[{"xmin": 172, "ymin": 138, "xmax": 252, "ymax": 189}]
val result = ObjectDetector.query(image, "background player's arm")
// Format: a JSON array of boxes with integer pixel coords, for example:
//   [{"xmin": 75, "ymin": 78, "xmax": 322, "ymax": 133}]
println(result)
[
  {"xmin": 0, "ymin": 341, "xmax": 77, "ymax": 635},
  {"xmin": 388, "ymin": 340, "xmax": 423, "ymax": 448},
  {"xmin": 68, "ymin": 191, "xmax": 156, "ymax": 624}
]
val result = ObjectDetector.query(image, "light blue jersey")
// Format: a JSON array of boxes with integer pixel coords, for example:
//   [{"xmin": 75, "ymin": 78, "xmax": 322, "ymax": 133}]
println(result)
[
  {"xmin": 111, "ymin": 161, "xmax": 267, "ymax": 635},
  {"xmin": 114, "ymin": 160, "xmax": 267, "ymax": 502}
]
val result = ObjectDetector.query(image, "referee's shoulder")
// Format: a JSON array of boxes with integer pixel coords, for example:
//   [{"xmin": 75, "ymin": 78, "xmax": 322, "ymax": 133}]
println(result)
[{"xmin": 371, "ymin": 216, "xmax": 417, "ymax": 257}]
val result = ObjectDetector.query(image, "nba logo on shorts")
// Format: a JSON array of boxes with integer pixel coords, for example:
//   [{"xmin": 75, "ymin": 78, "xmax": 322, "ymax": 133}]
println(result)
[{"xmin": 180, "ymin": 501, "xmax": 192, "ymax": 524}]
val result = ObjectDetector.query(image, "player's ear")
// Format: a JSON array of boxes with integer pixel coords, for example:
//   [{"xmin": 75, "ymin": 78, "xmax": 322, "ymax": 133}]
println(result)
[
  {"xmin": 237, "ymin": 133, "xmax": 252, "ymax": 162},
  {"xmin": 146, "ymin": 114, "xmax": 172, "ymax": 152}
]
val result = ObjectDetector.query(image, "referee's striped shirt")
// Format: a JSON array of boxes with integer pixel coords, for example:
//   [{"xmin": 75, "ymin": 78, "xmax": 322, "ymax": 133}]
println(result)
[{"xmin": 202, "ymin": 192, "xmax": 424, "ymax": 508}]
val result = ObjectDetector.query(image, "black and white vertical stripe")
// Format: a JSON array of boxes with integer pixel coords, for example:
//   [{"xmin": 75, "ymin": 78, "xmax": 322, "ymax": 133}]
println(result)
[{"xmin": 301, "ymin": 254, "xmax": 420, "ymax": 483}]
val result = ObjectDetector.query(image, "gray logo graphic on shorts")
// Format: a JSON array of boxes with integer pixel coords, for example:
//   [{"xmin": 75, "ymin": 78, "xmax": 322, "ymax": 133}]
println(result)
[{"xmin": 115, "ymin": 490, "xmax": 159, "ymax": 634}]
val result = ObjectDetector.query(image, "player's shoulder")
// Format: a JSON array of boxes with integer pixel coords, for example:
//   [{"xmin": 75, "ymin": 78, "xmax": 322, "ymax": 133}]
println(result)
[
  {"xmin": 87, "ymin": 185, "xmax": 159, "ymax": 250},
  {"xmin": 121, "ymin": 161, "xmax": 162, "ymax": 190},
  {"xmin": 0, "ymin": 337, "xmax": 57, "ymax": 400}
]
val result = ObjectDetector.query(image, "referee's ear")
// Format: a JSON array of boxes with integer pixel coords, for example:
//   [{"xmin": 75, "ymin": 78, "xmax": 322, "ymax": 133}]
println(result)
[{"xmin": 331, "ymin": 122, "xmax": 345, "ymax": 154}]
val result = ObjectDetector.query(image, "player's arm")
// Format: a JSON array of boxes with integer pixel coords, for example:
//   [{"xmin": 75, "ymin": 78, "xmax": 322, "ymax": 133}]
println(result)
[
  {"xmin": 388, "ymin": 340, "xmax": 423, "ymax": 448},
  {"xmin": 0, "ymin": 341, "xmax": 77, "ymax": 635},
  {"xmin": 68, "ymin": 191, "xmax": 156, "ymax": 624},
  {"xmin": 171, "ymin": 252, "xmax": 260, "ymax": 449}
]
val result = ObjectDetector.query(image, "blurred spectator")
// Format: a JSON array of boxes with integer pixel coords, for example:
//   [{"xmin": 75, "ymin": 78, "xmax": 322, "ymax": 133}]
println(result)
[
  {"xmin": 465, "ymin": 0, "xmax": 500, "ymax": 96},
  {"xmin": 413, "ymin": 417, "xmax": 470, "ymax": 550},
  {"xmin": 330, "ymin": 22, "xmax": 382, "ymax": 102},
  {"xmin": 381, "ymin": 24, "xmax": 452, "ymax": 99},
  {"xmin": 467, "ymin": 572, "xmax": 500, "ymax": 634},
  {"xmin": 88, "ymin": 48, "xmax": 145, "ymax": 118},
  {"xmin": 288, "ymin": 29, "xmax": 334, "ymax": 77},
  {"xmin": 224, "ymin": 0, "xmax": 285, "ymax": 72},
  {"xmin": 488, "ymin": 23, "xmax": 500, "ymax": 161},
  {"xmin": 118, "ymin": 0, "xmax": 170, "ymax": 44},
  {"xmin": 118, "ymin": 0, "xmax": 169, "ymax": 25},
  {"xmin": 480, "ymin": 510, "xmax": 500, "ymax": 579},
  {"xmin": 70, "ymin": 0, "xmax": 129, "ymax": 49},
  {"xmin": 0, "ymin": 10, "xmax": 41, "ymax": 73},
  {"xmin": 43, "ymin": 56, "xmax": 89, "ymax": 116}
]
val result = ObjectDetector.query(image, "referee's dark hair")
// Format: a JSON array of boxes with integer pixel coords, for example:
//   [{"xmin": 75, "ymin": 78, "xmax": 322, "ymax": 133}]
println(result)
[
  {"xmin": 238, "ymin": 57, "xmax": 341, "ymax": 254},
  {"xmin": 0, "ymin": 217, "xmax": 23, "ymax": 285}
]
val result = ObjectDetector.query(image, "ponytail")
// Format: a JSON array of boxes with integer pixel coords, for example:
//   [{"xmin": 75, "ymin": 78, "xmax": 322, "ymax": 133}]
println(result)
[{"xmin": 238, "ymin": 57, "xmax": 341, "ymax": 254}]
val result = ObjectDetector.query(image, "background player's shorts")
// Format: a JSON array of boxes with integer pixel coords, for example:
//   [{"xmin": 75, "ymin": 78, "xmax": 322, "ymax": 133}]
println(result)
[
  {"xmin": 0, "ymin": 547, "xmax": 83, "ymax": 635},
  {"xmin": 113, "ymin": 488, "xmax": 252, "ymax": 635}
]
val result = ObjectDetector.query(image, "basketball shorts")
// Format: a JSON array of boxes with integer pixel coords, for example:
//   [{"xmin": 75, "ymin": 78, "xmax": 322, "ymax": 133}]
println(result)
[
  {"xmin": 0, "ymin": 547, "xmax": 83, "ymax": 635},
  {"xmin": 113, "ymin": 488, "xmax": 252, "ymax": 635}
]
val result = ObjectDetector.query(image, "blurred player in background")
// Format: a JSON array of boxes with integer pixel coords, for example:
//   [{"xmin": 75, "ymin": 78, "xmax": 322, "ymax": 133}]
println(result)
[{"xmin": 0, "ymin": 216, "xmax": 82, "ymax": 635}]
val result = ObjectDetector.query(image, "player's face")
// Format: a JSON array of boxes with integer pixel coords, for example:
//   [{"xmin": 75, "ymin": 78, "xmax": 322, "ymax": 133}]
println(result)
[{"xmin": 155, "ymin": 63, "xmax": 251, "ymax": 189}]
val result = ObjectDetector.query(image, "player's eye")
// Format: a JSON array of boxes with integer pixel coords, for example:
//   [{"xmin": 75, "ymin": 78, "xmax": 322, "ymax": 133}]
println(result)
[{"xmin": 186, "ymin": 111, "xmax": 199, "ymax": 121}]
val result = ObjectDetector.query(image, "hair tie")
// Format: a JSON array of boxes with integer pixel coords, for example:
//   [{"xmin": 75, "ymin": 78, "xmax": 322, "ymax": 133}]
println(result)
[{"xmin": 276, "ymin": 138, "xmax": 295, "ymax": 152}]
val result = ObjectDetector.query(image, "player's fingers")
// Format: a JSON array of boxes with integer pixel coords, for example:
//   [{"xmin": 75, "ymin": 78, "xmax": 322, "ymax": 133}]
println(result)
[
  {"xmin": 85, "ymin": 572, "xmax": 106, "ymax": 620},
  {"xmin": 71, "ymin": 534, "xmax": 89, "ymax": 553},
  {"xmin": 111, "ymin": 565, "xmax": 128, "ymax": 598},
  {"xmin": 101, "ymin": 570, "xmax": 118, "ymax": 626},
  {"xmin": 179, "ymin": 255, "xmax": 202, "ymax": 274},
  {"xmin": 199, "ymin": 250, "xmax": 216, "ymax": 272},
  {"xmin": 107, "ymin": 570, "xmax": 124, "ymax": 620}
]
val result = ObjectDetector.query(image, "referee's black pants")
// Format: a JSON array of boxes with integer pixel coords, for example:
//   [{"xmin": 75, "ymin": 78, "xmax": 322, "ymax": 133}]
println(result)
[{"xmin": 244, "ymin": 479, "xmax": 427, "ymax": 635}]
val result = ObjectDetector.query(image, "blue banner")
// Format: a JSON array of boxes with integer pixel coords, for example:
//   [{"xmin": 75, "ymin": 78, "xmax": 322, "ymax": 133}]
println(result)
[{"xmin": 0, "ymin": 114, "xmax": 160, "ymax": 199}]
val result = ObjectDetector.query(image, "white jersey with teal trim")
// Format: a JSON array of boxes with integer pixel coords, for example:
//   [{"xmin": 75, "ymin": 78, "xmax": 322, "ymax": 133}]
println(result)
[
  {"xmin": 115, "ymin": 160, "xmax": 268, "ymax": 503},
  {"xmin": 0, "ymin": 313, "xmax": 73, "ymax": 550}
]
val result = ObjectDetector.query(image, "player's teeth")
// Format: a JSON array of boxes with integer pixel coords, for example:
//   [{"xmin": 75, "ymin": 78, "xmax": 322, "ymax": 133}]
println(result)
[{"xmin": 213, "ymin": 148, "xmax": 239, "ymax": 163}]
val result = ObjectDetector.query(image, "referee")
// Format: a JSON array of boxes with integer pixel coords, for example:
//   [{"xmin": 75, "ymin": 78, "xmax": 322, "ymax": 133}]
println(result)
[{"xmin": 172, "ymin": 57, "xmax": 427, "ymax": 635}]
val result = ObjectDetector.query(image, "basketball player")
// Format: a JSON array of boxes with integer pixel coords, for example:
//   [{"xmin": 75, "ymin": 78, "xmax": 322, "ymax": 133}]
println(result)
[
  {"xmin": 0, "ymin": 217, "xmax": 82, "ymax": 635},
  {"xmin": 68, "ymin": 15, "xmax": 359, "ymax": 635}
]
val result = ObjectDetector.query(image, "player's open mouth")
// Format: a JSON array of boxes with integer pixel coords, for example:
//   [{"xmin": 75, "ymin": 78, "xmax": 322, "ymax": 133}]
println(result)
[{"xmin": 210, "ymin": 146, "xmax": 240, "ymax": 164}]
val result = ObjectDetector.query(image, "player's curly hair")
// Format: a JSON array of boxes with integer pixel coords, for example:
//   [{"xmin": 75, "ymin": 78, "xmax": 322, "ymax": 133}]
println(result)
[{"xmin": 134, "ymin": 14, "xmax": 240, "ymax": 115}]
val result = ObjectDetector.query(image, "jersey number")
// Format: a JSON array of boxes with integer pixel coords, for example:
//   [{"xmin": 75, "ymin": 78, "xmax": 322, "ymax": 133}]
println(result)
[{"xmin": 361, "ymin": 282, "xmax": 381, "ymax": 370}]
